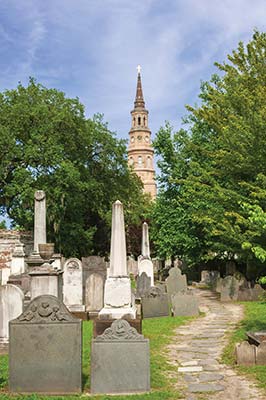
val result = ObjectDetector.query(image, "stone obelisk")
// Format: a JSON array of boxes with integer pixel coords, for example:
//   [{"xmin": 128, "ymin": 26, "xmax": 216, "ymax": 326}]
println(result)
[
  {"xmin": 99, "ymin": 200, "xmax": 136, "ymax": 319},
  {"xmin": 138, "ymin": 222, "xmax": 154, "ymax": 286},
  {"xmin": 33, "ymin": 190, "xmax": 46, "ymax": 253}
]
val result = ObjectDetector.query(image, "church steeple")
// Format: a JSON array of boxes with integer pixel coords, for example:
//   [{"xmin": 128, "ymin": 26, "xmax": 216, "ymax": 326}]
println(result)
[
  {"xmin": 134, "ymin": 65, "xmax": 145, "ymax": 109},
  {"xmin": 127, "ymin": 66, "xmax": 157, "ymax": 199}
]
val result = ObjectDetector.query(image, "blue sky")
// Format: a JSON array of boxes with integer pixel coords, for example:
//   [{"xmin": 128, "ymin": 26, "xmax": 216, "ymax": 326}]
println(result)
[{"xmin": 0, "ymin": 0, "xmax": 265, "ymax": 143}]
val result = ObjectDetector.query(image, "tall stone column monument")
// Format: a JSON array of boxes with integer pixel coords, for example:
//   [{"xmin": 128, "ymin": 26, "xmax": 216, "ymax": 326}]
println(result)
[
  {"xmin": 28, "ymin": 190, "xmax": 63, "ymax": 300},
  {"xmin": 99, "ymin": 200, "xmax": 136, "ymax": 319},
  {"xmin": 138, "ymin": 222, "xmax": 154, "ymax": 286},
  {"xmin": 34, "ymin": 190, "xmax": 46, "ymax": 253}
]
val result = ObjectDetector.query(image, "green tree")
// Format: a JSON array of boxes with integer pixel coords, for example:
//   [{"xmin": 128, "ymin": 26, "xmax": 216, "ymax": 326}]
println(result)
[
  {"xmin": 0, "ymin": 78, "xmax": 146, "ymax": 257},
  {"xmin": 152, "ymin": 31, "xmax": 266, "ymax": 274}
]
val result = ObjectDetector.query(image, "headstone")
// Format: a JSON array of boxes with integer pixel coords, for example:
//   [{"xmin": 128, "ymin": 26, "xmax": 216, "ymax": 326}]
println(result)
[
  {"xmin": 91, "ymin": 319, "xmax": 150, "ymax": 394},
  {"xmin": 201, "ymin": 270, "xmax": 220, "ymax": 286},
  {"xmin": 99, "ymin": 201, "xmax": 136, "ymax": 319},
  {"xmin": 63, "ymin": 258, "xmax": 84, "ymax": 311},
  {"xmin": 171, "ymin": 292, "xmax": 199, "ymax": 316},
  {"xmin": 215, "ymin": 277, "xmax": 223, "ymax": 293},
  {"xmin": 136, "ymin": 272, "xmax": 151, "ymax": 298},
  {"xmin": 0, "ymin": 284, "xmax": 24, "ymax": 350},
  {"xmin": 256, "ymin": 341, "xmax": 266, "ymax": 365},
  {"xmin": 220, "ymin": 275, "xmax": 242, "ymax": 301},
  {"xmin": 138, "ymin": 259, "xmax": 154, "ymax": 286},
  {"xmin": 85, "ymin": 272, "xmax": 104, "ymax": 312},
  {"xmin": 82, "ymin": 256, "xmax": 106, "ymax": 316},
  {"xmin": 93, "ymin": 317, "xmax": 142, "ymax": 337},
  {"xmin": 251, "ymin": 284, "xmax": 265, "ymax": 301},
  {"xmin": 142, "ymin": 287, "xmax": 169, "ymax": 318},
  {"xmin": 235, "ymin": 341, "xmax": 256, "ymax": 365},
  {"xmin": 166, "ymin": 266, "xmax": 187, "ymax": 297},
  {"xmin": 9, "ymin": 295, "xmax": 82, "ymax": 394}
]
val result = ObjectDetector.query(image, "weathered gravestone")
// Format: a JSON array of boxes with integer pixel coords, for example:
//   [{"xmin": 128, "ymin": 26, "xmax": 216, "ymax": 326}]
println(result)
[
  {"xmin": 63, "ymin": 258, "xmax": 84, "ymax": 311},
  {"xmin": 220, "ymin": 275, "xmax": 246, "ymax": 301},
  {"xmin": 136, "ymin": 272, "xmax": 151, "ymax": 298},
  {"xmin": 256, "ymin": 341, "xmax": 266, "ymax": 365},
  {"xmin": 91, "ymin": 319, "xmax": 150, "ymax": 394},
  {"xmin": 0, "ymin": 284, "xmax": 24, "ymax": 352},
  {"xmin": 235, "ymin": 341, "xmax": 256, "ymax": 366},
  {"xmin": 82, "ymin": 256, "xmax": 106, "ymax": 314},
  {"xmin": 237, "ymin": 284, "xmax": 265, "ymax": 301},
  {"xmin": 9, "ymin": 294, "xmax": 82, "ymax": 394},
  {"xmin": 166, "ymin": 266, "xmax": 187, "ymax": 297},
  {"xmin": 141, "ymin": 287, "xmax": 169, "ymax": 318},
  {"xmin": 171, "ymin": 291, "xmax": 199, "ymax": 317},
  {"xmin": 200, "ymin": 270, "xmax": 220, "ymax": 286}
]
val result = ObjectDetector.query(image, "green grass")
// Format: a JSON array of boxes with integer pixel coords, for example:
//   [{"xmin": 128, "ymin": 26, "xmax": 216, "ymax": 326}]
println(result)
[
  {"xmin": 222, "ymin": 301, "xmax": 266, "ymax": 390},
  {"xmin": 0, "ymin": 315, "xmax": 190, "ymax": 400}
]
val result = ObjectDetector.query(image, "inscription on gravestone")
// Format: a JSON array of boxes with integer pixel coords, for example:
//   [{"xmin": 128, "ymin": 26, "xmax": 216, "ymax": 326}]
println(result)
[{"xmin": 9, "ymin": 295, "xmax": 82, "ymax": 394}]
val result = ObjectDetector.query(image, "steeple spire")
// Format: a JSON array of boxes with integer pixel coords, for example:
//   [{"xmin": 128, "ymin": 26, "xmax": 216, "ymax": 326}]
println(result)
[{"xmin": 134, "ymin": 65, "xmax": 145, "ymax": 109}]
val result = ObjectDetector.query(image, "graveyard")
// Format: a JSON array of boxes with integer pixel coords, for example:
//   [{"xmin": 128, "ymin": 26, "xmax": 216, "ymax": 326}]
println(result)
[{"xmin": 0, "ymin": 11, "xmax": 266, "ymax": 400}]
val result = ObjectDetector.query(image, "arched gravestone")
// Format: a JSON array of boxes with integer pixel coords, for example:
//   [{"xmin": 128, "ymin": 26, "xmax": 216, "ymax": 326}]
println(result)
[
  {"xmin": 85, "ymin": 273, "xmax": 104, "ymax": 312},
  {"xmin": 9, "ymin": 295, "xmax": 82, "ymax": 394},
  {"xmin": 0, "ymin": 284, "xmax": 24, "ymax": 343},
  {"xmin": 91, "ymin": 319, "xmax": 150, "ymax": 394},
  {"xmin": 63, "ymin": 258, "xmax": 84, "ymax": 311},
  {"xmin": 166, "ymin": 266, "xmax": 187, "ymax": 296}
]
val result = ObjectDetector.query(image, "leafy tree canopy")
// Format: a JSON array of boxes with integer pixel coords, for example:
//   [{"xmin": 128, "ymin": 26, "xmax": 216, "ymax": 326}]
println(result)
[
  {"xmin": 0, "ymin": 78, "xmax": 147, "ymax": 257},
  {"xmin": 151, "ymin": 31, "xmax": 266, "ymax": 276}
]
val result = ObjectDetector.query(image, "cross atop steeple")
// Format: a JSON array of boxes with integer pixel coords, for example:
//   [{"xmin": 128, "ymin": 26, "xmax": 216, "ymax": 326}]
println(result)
[{"xmin": 134, "ymin": 65, "xmax": 145, "ymax": 109}]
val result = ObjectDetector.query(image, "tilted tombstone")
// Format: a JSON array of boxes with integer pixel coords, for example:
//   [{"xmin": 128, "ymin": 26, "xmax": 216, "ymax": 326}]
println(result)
[
  {"xmin": 9, "ymin": 295, "xmax": 82, "ymax": 394},
  {"xmin": 91, "ymin": 319, "xmax": 150, "ymax": 394},
  {"xmin": 166, "ymin": 266, "xmax": 187, "ymax": 297},
  {"xmin": 141, "ymin": 286, "xmax": 169, "ymax": 318},
  {"xmin": 171, "ymin": 291, "xmax": 199, "ymax": 317},
  {"xmin": 63, "ymin": 258, "xmax": 84, "ymax": 311},
  {"xmin": 0, "ymin": 285, "xmax": 24, "ymax": 351},
  {"xmin": 136, "ymin": 272, "xmax": 151, "ymax": 298}
]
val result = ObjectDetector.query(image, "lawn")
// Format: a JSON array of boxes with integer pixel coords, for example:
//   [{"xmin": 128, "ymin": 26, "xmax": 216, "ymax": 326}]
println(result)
[
  {"xmin": 222, "ymin": 301, "xmax": 266, "ymax": 390},
  {"xmin": 0, "ymin": 315, "xmax": 190, "ymax": 400}
]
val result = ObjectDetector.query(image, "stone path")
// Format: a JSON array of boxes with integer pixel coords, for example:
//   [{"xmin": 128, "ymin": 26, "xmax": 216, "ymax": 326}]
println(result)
[{"xmin": 167, "ymin": 288, "xmax": 266, "ymax": 400}]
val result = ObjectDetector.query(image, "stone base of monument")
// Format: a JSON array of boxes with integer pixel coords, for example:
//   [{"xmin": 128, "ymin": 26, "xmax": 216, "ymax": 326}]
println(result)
[
  {"xmin": 29, "ymin": 263, "xmax": 63, "ymax": 301},
  {"xmin": 9, "ymin": 295, "xmax": 82, "ymax": 394},
  {"xmin": 71, "ymin": 311, "xmax": 88, "ymax": 321},
  {"xmin": 91, "ymin": 319, "xmax": 150, "ymax": 394},
  {"xmin": 93, "ymin": 317, "xmax": 142, "ymax": 337},
  {"xmin": 141, "ymin": 287, "xmax": 169, "ymax": 319},
  {"xmin": 0, "ymin": 338, "xmax": 9, "ymax": 354},
  {"xmin": 99, "ymin": 276, "xmax": 136, "ymax": 319}
]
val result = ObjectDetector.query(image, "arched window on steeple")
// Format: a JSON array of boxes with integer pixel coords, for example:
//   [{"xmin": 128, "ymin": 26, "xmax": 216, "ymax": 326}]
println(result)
[
  {"xmin": 138, "ymin": 156, "xmax": 142, "ymax": 165},
  {"xmin": 133, "ymin": 117, "xmax": 136, "ymax": 127},
  {"xmin": 143, "ymin": 116, "xmax": 146, "ymax": 126},
  {"xmin": 138, "ymin": 116, "xmax": 141, "ymax": 126}
]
